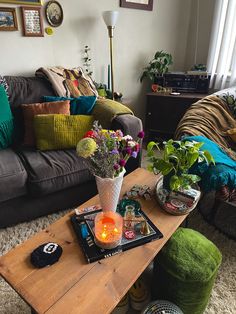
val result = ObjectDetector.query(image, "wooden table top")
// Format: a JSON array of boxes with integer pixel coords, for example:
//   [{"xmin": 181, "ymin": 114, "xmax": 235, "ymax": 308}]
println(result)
[{"xmin": 0, "ymin": 168, "xmax": 188, "ymax": 314}]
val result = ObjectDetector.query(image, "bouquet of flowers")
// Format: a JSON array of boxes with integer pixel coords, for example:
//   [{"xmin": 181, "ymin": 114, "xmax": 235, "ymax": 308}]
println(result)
[{"xmin": 76, "ymin": 121, "xmax": 144, "ymax": 178}]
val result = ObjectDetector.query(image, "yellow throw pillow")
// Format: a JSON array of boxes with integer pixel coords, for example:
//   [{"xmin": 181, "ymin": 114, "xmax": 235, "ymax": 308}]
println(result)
[
  {"xmin": 226, "ymin": 128, "xmax": 236, "ymax": 142},
  {"xmin": 34, "ymin": 114, "xmax": 94, "ymax": 150}
]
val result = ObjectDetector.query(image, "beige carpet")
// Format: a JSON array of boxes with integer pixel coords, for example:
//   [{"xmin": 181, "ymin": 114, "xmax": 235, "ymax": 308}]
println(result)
[{"xmin": 0, "ymin": 164, "xmax": 236, "ymax": 313}]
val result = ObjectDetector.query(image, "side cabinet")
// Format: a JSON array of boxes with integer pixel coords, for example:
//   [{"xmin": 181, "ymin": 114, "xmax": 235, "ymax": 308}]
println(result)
[{"xmin": 145, "ymin": 92, "xmax": 208, "ymax": 141}]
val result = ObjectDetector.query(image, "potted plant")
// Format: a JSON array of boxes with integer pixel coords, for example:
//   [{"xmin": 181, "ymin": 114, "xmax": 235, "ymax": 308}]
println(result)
[
  {"xmin": 140, "ymin": 50, "xmax": 173, "ymax": 85},
  {"xmin": 147, "ymin": 139, "xmax": 214, "ymax": 191}
]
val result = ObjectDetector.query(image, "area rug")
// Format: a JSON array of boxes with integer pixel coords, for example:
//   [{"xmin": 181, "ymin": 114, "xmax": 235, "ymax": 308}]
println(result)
[{"xmin": 0, "ymin": 206, "xmax": 235, "ymax": 313}]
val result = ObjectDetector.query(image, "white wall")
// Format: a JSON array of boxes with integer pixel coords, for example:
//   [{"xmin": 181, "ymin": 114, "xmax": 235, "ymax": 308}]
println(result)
[{"xmin": 0, "ymin": 0, "xmax": 209, "ymax": 120}]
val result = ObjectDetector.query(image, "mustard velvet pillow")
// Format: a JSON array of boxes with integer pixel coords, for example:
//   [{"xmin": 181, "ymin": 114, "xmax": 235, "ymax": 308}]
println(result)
[
  {"xmin": 226, "ymin": 128, "xmax": 236, "ymax": 142},
  {"xmin": 34, "ymin": 114, "xmax": 94, "ymax": 150}
]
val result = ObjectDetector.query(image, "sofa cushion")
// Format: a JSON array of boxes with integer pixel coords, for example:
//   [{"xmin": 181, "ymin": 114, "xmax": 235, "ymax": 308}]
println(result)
[
  {"xmin": 18, "ymin": 149, "xmax": 93, "ymax": 196},
  {"xmin": 34, "ymin": 114, "xmax": 94, "ymax": 150},
  {"xmin": 0, "ymin": 148, "xmax": 27, "ymax": 202},
  {"xmin": 21, "ymin": 100, "xmax": 70, "ymax": 146},
  {"xmin": 43, "ymin": 95, "xmax": 97, "ymax": 115}
]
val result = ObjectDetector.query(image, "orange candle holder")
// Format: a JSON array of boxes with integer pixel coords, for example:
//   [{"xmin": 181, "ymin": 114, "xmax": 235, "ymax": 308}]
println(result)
[{"xmin": 94, "ymin": 211, "xmax": 123, "ymax": 249}]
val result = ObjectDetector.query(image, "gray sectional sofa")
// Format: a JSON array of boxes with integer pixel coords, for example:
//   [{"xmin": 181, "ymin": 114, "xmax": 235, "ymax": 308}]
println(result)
[{"xmin": 0, "ymin": 76, "xmax": 142, "ymax": 228}]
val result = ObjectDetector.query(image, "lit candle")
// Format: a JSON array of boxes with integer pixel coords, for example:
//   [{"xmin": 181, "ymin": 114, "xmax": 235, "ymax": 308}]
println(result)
[{"xmin": 94, "ymin": 211, "xmax": 123, "ymax": 249}]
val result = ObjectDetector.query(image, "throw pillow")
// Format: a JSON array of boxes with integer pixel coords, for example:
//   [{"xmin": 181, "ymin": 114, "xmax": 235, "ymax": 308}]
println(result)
[
  {"xmin": 0, "ymin": 75, "xmax": 9, "ymax": 98},
  {"xmin": 91, "ymin": 98, "xmax": 133, "ymax": 129},
  {"xmin": 34, "ymin": 114, "xmax": 95, "ymax": 150},
  {"xmin": 21, "ymin": 100, "xmax": 70, "ymax": 146},
  {"xmin": 0, "ymin": 85, "xmax": 14, "ymax": 149},
  {"xmin": 43, "ymin": 95, "xmax": 97, "ymax": 115}
]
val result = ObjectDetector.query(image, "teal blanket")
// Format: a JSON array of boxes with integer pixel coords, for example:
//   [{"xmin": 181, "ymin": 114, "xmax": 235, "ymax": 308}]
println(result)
[{"xmin": 185, "ymin": 135, "xmax": 236, "ymax": 192}]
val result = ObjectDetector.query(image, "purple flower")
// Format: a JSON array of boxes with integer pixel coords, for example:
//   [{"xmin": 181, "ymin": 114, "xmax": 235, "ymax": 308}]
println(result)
[
  {"xmin": 138, "ymin": 131, "xmax": 145, "ymax": 139},
  {"xmin": 110, "ymin": 149, "xmax": 119, "ymax": 155},
  {"xmin": 126, "ymin": 147, "xmax": 132, "ymax": 155},
  {"xmin": 114, "ymin": 164, "xmax": 120, "ymax": 170},
  {"xmin": 119, "ymin": 159, "xmax": 126, "ymax": 167},
  {"xmin": 132, "ymin": 151, "xmax": 138, "ymax": 158}
]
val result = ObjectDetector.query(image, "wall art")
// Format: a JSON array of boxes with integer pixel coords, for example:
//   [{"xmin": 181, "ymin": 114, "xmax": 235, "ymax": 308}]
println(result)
[
  {"xmin": 0, "ymin": 0, "xmax": 42, "ymax": 5},
  {"xmin": 0, "ymin": 7, "xmax": 18, "ymax": 31},
  {"xmin": 21, "ymin": 6, "xmax": 43, "ymax": 36},
  {"xmin": 120, "ymin": 0, "xmax": 153, "ymax": 11},
  {"xmin": 45, "ymin": 1, "xmax": 63, "ymax": 27}
]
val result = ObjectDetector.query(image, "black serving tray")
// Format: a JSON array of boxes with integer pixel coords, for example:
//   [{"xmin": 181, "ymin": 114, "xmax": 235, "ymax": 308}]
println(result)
[{"xmin": 71, "ymin": 207, "xmax": 163, "ymax": 263}]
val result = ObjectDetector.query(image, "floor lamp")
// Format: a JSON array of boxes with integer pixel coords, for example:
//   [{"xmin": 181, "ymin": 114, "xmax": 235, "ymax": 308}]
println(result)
[{"xmin": 102, "ymin": 11, "xmax": 119, "ymax": 100}]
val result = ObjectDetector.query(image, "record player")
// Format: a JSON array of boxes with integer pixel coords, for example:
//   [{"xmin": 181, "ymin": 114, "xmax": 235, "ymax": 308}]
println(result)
[{"xmin": 155, "ymin": 71, "xmax": 210, "ymax": 93}]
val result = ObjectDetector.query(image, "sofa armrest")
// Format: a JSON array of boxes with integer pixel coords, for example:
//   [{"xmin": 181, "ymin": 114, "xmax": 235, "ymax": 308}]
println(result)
[{"xmin": 111, "ymin": 114, "xmax": 143, "ymax": 141}]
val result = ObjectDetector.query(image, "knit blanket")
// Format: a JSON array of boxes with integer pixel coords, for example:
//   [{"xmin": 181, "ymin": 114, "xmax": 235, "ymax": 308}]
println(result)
[
  {"xmin": 175, "ymin": 95, "xmax": 236, "ymax": 160},
  {"xmin": 35, "ymin": 66, "xmax": 98, "ymax": 97},
  {"xmin": 91, "ymin": 98, "xmax": 133, "ymax": 129}
]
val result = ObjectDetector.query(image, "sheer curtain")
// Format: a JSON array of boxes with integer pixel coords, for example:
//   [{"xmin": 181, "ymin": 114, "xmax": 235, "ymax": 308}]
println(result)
[{"xmin": 207, "ymin": 0, "xmax": 236, "ymax": 90}]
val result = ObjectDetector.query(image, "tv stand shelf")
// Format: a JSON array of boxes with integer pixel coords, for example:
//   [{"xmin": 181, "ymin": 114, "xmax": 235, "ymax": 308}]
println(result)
[{"xmin": 145, "ymin": 92, "xmax": 210, "ymax": 141}]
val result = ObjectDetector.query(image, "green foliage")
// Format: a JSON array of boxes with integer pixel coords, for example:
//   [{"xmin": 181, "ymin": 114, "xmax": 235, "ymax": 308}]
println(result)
[
  {"xmin": 140, "ymin": 50, "xmax": 173, "ymax": 82},
  {"xmin": 147, "ymin": 139, "xmax": 215, "ymax": 191}
]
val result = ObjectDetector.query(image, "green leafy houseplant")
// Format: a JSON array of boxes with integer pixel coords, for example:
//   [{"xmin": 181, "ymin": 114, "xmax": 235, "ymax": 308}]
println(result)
[
  {"xmin": 140, "ymin": 50, "xmax": 173, "ymax": 82},
  {"xmin": 147, "ymin": 139, "xmax": 214, "ymax": 191}
]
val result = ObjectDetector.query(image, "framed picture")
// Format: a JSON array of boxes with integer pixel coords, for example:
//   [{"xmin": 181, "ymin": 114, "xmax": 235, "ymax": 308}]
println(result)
[
  {"xmin": 21, "ymin": 6, "xmax": 43, "ymax": 36},
  {"xmin": 45, "ymin": 1, "xmax": 63, "ymax": 27},
  {"xmin": 0, "ymin": 0, "xmax": 42, "ymax": 5},
  {"xmin": 0, "ymin": 7, "xmax": 18, "ymax": 31},
  {"xmin": 120, "ymin": 0, "xmax": 153, "ymax": 11}
]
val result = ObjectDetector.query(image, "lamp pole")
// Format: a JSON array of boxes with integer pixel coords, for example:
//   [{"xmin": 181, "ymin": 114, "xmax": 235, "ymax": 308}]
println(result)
[
  {"xmin": 103, "ymin": 11, "xmax": 119, "ymax": 101},
  {"xmin": 108, "ymin": 26, "xmax": 115, "ymax": 100}
]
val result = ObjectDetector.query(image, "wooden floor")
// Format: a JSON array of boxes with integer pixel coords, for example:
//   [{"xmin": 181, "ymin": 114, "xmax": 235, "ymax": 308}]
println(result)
[{"xmin": 0, "ymin": 168, "xmax": 188, "ymax": 314}]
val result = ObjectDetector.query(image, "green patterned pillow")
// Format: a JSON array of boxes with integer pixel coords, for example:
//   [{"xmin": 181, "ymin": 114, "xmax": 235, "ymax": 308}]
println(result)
[
  {"xmin": 0, "ymin": 85, "xmax": 14, "ymax": 149},
  {"xmin": 34, "ymin": 114, "xmax": 94, "ymax": 151}
]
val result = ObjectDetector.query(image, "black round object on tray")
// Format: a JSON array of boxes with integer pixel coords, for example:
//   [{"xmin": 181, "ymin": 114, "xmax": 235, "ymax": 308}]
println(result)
[{"xmin": 31, "ymin": 242, "xmax": 63, "ymax": 268}]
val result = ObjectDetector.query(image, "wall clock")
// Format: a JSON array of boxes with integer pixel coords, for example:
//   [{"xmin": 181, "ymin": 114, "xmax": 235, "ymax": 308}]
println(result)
[{"xmin": 45, "ymin": 0, "xmax": 63, "ymax": 27}]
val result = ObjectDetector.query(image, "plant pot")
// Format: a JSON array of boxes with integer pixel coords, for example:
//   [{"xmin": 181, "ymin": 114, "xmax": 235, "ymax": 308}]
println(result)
[{"xmin": 95, "ymin": 169, "xmax": 126, "ymax": 212}]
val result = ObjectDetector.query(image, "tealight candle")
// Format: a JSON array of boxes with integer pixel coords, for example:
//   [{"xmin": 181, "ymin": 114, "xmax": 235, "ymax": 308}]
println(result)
[{"xmin": 94, "ymin": 211, "xmax": 123, "ymax": 249}]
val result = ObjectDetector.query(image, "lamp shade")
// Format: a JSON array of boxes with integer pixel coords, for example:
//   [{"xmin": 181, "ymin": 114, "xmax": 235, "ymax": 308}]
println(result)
[{"xmin": 102, "ymin": 11, "xmax": 119, "ymax": 27}]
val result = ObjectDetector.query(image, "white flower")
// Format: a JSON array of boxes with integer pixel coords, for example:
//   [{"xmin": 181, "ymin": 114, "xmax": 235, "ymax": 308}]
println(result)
[
  {"xmin": 127, "ymin": 141, "xmax": 136, "ymax": 147},
  {"xmin": 122, "ymin": 135, "xmax": 133, "ymax": 141}
]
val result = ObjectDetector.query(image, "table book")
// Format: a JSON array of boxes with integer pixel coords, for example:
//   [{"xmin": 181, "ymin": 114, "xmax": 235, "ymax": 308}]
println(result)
[{"xmin": 71, "ymin": 206, "xmax": 163, "ymax": 263}]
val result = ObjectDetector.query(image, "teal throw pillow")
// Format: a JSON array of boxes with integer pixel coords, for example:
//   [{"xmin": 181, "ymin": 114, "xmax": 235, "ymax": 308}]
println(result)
[
  {"xmin": 0, "ymin": 85, "xmax": 14, "ymax": 149},
  {"xmin": 43, "ymin": 95, "xmax": 97, "ymax": 115}
]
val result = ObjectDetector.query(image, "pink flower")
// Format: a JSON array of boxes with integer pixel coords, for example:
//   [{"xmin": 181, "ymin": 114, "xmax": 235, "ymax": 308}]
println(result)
[
  {"xmin": 126, "ymin": 147, "xmax": 132, "ymax": 155},
  {"xmin": 114, "ymin": 164, "xmax": 120, "ymax": 170},
  {"xmin": 119, "ymin": 159, "xmax": 126, "ymax": 167},
  {"xmin": 134, "ymin": 143, "xmax": 140, "ymax": 152},
  {"xmin": 138, "ymin": 131, "xmax": 145, "ymax": 139}
]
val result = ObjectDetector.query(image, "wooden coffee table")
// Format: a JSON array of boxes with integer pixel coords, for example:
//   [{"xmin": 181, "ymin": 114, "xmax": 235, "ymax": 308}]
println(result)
[{"xmin": 0, "ymin": 168, "xmax": 188, "ymax": 314}]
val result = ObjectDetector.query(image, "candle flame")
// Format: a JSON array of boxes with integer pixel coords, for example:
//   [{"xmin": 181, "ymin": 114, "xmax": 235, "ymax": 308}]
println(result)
[
  {"xmin": 114, "ymin": 227, "xmax": 118, "ymax": 233},
  {"xmin": 101, "ymin": 232, "xmax": 107, "ymax": 239}
]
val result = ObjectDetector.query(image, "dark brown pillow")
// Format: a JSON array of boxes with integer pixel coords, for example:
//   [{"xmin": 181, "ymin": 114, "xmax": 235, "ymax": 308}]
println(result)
[{"xmin": 21, "ymin": 100, "xmax": 70, "ymax": 146}]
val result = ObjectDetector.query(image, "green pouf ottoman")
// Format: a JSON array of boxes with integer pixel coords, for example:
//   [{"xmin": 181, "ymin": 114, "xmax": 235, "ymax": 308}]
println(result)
[{"xmin": 152, "ymin": 228, "xmax": 222, "ymax": 314}]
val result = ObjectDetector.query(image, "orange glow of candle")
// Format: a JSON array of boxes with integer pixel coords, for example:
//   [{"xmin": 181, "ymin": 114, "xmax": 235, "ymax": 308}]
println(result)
[{"xmin": 94, "ymin": 211, "xmax": 123, "ymax": 249}]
